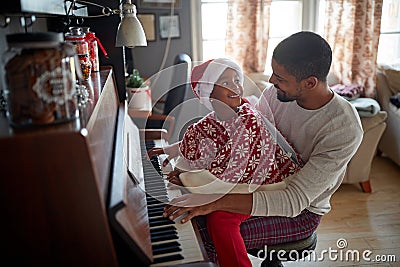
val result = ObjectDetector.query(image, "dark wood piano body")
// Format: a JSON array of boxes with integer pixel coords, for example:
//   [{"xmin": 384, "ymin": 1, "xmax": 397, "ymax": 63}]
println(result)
[{"xmin": 0, "ymin": 67, "xmax": 213, "ymax": 266}]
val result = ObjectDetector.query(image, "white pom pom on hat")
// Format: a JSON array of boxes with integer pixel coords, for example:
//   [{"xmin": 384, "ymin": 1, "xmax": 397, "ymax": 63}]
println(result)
[{"xmin": 190, "ymin": 58, "xmax": 244, "ymax": 110}]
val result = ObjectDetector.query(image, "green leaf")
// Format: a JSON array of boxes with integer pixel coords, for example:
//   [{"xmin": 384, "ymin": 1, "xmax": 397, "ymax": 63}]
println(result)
[{"xmin": 126, "ymin": 69, "xmax": 144, "ymax": 88}]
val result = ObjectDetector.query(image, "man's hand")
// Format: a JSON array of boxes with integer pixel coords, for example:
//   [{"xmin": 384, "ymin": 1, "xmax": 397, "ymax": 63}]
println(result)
[
  {"xmin": 163, "ymin": 193, "xmax": 224, "ymax": 223},
  {"xmin": 163, "ymin": 193, "xmax": 253, "ymax": 223}
]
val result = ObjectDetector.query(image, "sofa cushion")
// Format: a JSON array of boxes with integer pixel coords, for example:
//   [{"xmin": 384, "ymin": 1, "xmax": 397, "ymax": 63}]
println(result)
[
  {"xmin": 378, "ymin": 64, "xmax": 400, "ymax": 94},
  {"xmin": 360, "ymin": 111, "xmax": 387, "ymax": 133}
]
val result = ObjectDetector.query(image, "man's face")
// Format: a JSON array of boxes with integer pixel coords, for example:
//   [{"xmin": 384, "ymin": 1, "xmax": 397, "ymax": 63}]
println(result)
[{"xmin": 269, "ymin": 59, "xmax": 303, "ymax": 102}]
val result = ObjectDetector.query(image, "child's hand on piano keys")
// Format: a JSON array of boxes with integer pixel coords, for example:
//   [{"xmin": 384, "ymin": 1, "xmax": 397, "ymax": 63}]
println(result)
[
  {"xmin": 147, "ymin": 147, "xmax": 164, "ymax": 158},
  {"xmin": 166, "ymin": 169, "xmax": 183, "ymax": 186},
  {"xmin": 167, "ymin": 169, "xmax": 183, "ymax": 186},
  {"xmin": 148, "ymin": 147, "xmax": 172, "ymax": 167}
]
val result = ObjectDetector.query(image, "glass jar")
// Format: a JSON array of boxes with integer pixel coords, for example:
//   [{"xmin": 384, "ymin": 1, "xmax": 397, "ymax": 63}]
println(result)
[
  {"xmin": 65, "ymin": 27, "xmax": 92, "ymax": 80},
  {"xmin": 3, "ymin": 32, "xmax": 78, "ymax": 128},
  {"xmin": 82, "ymin": 27, "xmax": 100, "ymax": 72},
  {"xmin": 65, "ymin": 27, "xmax": 89, "ymax": 55}
]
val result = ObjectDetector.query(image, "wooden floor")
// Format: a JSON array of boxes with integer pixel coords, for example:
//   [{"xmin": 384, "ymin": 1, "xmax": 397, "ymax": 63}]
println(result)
[{"xmin": 251, "ymin": 155, "xmax": 400, "ymax": 266}]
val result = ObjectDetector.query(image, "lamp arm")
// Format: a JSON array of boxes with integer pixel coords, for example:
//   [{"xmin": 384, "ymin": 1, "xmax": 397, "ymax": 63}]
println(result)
[{"xmin": 65, "ymin": 0, "xmax": 121, "ymax": 18}]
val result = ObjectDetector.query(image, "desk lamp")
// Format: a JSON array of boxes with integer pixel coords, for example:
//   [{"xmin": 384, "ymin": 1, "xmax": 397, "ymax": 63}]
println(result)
[{"xmin": 67, "ymin": 0, "xmax": 147, "ymax": 48}]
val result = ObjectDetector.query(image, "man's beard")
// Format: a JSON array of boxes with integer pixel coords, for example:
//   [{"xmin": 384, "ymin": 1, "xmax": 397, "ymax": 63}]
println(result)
[{"xmin": 275, "ymin": 85, "xmax": 296, "ymax": 102}]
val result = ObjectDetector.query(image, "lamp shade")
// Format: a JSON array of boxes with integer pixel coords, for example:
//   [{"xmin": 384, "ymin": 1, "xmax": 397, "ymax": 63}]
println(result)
[{"xmin": 115, "ymin": 1, "xmax": 147, "ymax": 48}]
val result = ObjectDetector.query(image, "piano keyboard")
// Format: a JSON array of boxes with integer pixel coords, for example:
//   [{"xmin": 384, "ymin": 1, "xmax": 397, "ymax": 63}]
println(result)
[{"xmin": 142, "ymin": 141, "xmax": 205, "ymax": 266}]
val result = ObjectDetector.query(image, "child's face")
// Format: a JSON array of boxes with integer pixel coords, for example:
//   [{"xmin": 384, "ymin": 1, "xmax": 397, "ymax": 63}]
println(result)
[{"xmin": 210, "ymin": 68, "xmax": 243, "ymax": 112}]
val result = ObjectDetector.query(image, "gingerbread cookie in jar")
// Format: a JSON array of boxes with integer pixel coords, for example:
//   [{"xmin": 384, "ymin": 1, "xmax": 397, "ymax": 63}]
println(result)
[{"xmin": 3, "ymin": 32, "xmax": 78, "ymax": 128}]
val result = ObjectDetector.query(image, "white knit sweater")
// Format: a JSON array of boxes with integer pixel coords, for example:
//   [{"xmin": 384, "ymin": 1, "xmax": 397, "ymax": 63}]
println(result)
[{"xmin": 252, "ymin": 85, "xmax": 363, "ymax": 217}]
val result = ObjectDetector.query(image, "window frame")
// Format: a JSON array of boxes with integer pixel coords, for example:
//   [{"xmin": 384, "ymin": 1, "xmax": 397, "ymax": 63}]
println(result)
[
  {"xmin": 192, "ymin": 0, "xmax": 325, "ymax": 66},
  {"xmin": 377, "ymin": 0, "xmax": 400, "ymax": 64}
]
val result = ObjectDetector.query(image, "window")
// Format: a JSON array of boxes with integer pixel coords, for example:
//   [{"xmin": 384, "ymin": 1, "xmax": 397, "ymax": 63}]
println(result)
[
  {"xmin": 377, "ymin": 0, "xmax": 400, "ymax": 64},
  {"xmin": 200, "ymin": 0, "xmax": 228, "ymax": 60},
  {"xmin": 195, "ymin": 0, "xmax": 326, "ymax": 74}
]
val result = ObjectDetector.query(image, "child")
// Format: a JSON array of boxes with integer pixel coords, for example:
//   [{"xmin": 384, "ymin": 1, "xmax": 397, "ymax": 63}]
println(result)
[{"xmin": 148, "ymin": 58, "xmax": 302, "ymax": 266}]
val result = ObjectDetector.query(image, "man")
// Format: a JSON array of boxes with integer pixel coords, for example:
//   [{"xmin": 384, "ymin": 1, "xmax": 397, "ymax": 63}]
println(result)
[{"xmin": 163, "ymin": 31, "xmax": 363, "ymax": 266}]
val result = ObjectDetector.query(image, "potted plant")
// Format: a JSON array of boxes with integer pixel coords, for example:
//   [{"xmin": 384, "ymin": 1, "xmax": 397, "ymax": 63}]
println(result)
[
  {"xmin": 126, "ymin": 69, "xmax": 145, "ymax": 89},
  {"xmin": 126, "ymin": 69, "xmax": 151, "ymax": 111}
]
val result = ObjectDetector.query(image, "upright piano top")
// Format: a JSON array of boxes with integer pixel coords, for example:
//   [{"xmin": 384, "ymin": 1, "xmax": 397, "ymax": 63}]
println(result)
[{"xmin": 0, "ymin": 66, "xmax": 116, "ymax": 138}]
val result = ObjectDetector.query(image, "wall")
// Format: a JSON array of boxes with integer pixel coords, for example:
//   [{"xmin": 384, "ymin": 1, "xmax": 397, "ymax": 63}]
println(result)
[
  {"xmin": 132, "ymin": 0, "xmax": 193, "ymax": 79},
  {"xmin": 0, "ymin": 0, "xmax": 193, "ymax": 95},
  {"xmin": 0, "ymin": 0, "xmax": 201, "ymax": 139}
]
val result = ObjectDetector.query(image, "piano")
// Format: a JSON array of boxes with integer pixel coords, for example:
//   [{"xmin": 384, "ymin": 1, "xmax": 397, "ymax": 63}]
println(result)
[{"xmin": 0, "ymin": 67, "xmax": 215, "ymax": 267}]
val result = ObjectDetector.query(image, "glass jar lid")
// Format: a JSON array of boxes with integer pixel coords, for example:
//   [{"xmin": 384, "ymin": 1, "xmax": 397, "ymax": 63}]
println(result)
[{"xmin": 65, "ymin": 27, "xmax": 85, "ymax": 38}]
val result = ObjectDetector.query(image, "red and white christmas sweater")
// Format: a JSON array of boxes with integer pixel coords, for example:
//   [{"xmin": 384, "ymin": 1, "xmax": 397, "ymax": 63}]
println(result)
[{"xmin": 178, "ymin": 103, "xmax": 303, "ymax": 185}]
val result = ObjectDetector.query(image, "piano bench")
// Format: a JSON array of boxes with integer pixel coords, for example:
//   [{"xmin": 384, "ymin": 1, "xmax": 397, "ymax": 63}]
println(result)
[{"xmin": 247, "ymin": 231, "xmax": 317, "ymax": 267}]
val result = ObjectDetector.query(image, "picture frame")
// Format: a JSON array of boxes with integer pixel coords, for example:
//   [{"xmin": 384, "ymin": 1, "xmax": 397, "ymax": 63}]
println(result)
[
  {"xmin": 138, "ymin": 0, "xmax": 181, "ymax": 9},
  {"xmin": 159, "ymin": 14, "xmax": 180, "ymax": 39},
  {"xmin": 137, "ymin": 13, "xmax": 156, "ymax": 41}
]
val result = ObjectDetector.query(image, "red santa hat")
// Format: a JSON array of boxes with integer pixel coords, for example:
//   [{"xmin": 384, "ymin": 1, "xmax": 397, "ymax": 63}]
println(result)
[{"xmin": 191, "ymin": 58, "xmax": 244, "ymax": 110}]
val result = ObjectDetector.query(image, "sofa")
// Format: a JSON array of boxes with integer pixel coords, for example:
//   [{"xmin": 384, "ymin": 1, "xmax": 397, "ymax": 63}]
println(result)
[
  {"xmin": 376, "ymin": 65, "xmax": 400, "ymax": 167},
  {"xmin": 341, "ymin": 111, "xmax": 387, "ymax": 192},
  {"xmin": 328, "ymin": 72, "xmax": 389, "ymax": 193}
]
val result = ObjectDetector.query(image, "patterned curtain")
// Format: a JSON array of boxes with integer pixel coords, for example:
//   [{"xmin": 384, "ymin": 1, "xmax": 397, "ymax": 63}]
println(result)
[
  {"xmin": 225, "ymin": 0, "xmax": 271, "ymax": 73},
  {"xmin": 325, "ymin": 0, "xmax": 383, "ymax": 97}
]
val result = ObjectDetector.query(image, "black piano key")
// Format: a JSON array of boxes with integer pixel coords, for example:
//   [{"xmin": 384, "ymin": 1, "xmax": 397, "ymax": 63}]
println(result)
[
  {"xmin": 147, "ymin": 203, "xmax": 166, "ymax": 209},
  {"xmin": 147, "ymin": 204, "xmax": 165, "ymax": 211},
  {"xmin": 153, "ymin": 253, "xmax": 184, "ymax": 264},
  {"xmin": 149, "ymin": 217, "xmax": 175, "ymax": 227},
  {"xmin": 146, "ymin": 179, "xmax": 165, "ymax": 184},
  {"xmin": 150, "ymin": 225, "xmax": 177, "ymax": 235},
  {"xmin": 146, "ymin": 197, "xmax": 161, "ymax": 205},
  {"xmin": 147, "ymin": 186, "xmax": 167, "ymax": 192},
  {"xmin": 147, "ymin": 192, "xmax": 168, "ymax": 198},
  {"xmin": 147, "ymin": 188, "xmax": 167, "ymax": 194},
  {"xmin": 148, "ymin": 185, "xmax": 167, "ymax": 190},
  {"xmin": 148, "ymin": 212, "xmax": 165, "ymax": 218},
  {"xmin": 146, "ymin": 183, "xmax": 164, "ymax": 188},
  {"xmin": 147, "ymin": 192, "xmax": 167, "ymax": 198},
  {"xmin": 146, "ymin": 186, "xmax": 167, "ymax": 192},
  {"xmin": 152, "ymin": 241, "xmax": 180, "ymax": 250},
  {"xmin": 143, "ymin": 166, "xmax": 158, "ymax": 172},
  {"xmin": 146, "ymin": 180, "xmax": 165, "ymax": 185},
  {"xmin": 147, "ymin": 197, "xmax": 168, "ymax": 205},
  {"xmin": 153, "ymin": 246, "xmax": 182, "ymax": 256},
  {"xmin": 151, "ymin": 230, "xmax": 178, "ymax": 238},
  {"xmin": 152, "ymin": 241, "xmax": 182, "ymax": 255},
  {"xmin": 147, "ymin": 205, "xmax": 165, "ymax": 211},
  {"xmin": 147, "ymin": 194, "xmax": 168, "ymax": 201},
  {"xmin": 151, "ymin": 163, "xmax": 162, "ymax": 171},
  {"xmin": 151, "ymin": 232, "xmax": 179, "ymax": 243},
  {"xmin": 145, "ymin": 177, "xmax": 164, "ymax": 182},
  {"xmin": 148, "ymin": 209, "xmax": 165, "ymax": 218},
  {"xmin": 145, "ymin": 177, "xmax": 164, "ymax": 184}
]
